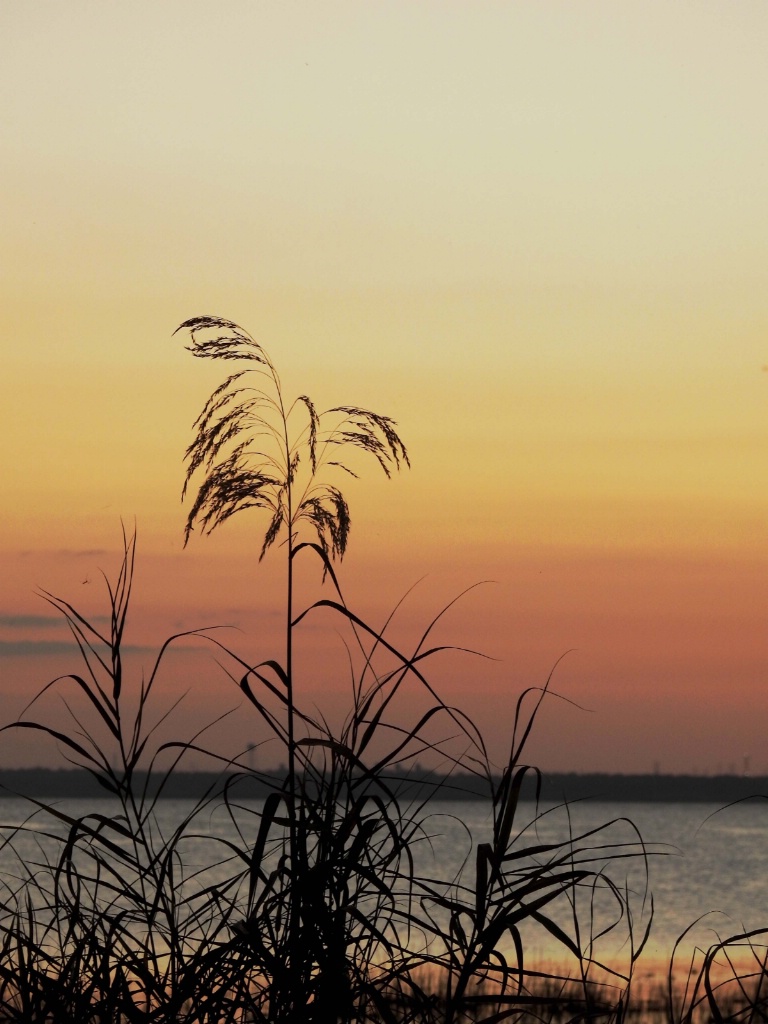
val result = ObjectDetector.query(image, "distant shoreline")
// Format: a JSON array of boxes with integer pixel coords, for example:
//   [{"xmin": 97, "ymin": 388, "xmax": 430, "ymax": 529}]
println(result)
[{"xmin": 0, "ymin": 768, "xmax": 765, "ymax": 804}]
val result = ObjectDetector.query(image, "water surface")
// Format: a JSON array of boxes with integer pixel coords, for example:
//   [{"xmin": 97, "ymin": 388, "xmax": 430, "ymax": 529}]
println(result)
[{"xmin": 2, "ymin": 795, "xmax": 766, "ymax": 974}]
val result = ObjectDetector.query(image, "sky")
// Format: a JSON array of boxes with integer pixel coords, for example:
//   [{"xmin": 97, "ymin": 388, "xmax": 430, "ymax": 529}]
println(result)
[{"xmin": 2, "ymin": 1, "xmax": 768, "ymax": 775}]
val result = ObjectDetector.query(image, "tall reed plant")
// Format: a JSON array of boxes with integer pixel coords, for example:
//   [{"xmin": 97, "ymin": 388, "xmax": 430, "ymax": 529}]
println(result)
[{"xmin": 0, "ymin": 318, "xmax": 678, "ymax": 1022}]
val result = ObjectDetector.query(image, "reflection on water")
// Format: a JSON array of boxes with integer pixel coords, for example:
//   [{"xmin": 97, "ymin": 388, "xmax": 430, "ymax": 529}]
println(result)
[{"xmin": 1, "ymin": 795, "xmax": 767, "ymax": 972}]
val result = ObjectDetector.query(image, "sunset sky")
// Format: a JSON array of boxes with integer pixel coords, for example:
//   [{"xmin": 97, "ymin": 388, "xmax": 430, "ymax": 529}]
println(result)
[{"xmin": 3, "ymin": 2, "xmax": 768, "ymax": 774}]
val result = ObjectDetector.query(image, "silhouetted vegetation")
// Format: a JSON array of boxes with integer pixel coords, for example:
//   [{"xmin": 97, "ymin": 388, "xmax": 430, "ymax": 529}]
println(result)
[{"xmin": 0, "ymin": 319, "xmax": 765, "ymax": 1022}]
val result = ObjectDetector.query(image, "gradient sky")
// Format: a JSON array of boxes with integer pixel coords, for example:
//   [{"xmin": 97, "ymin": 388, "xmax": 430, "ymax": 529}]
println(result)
[{"xmin": 3, "ymin": 2, "xmax": 768, "ymax": 774}]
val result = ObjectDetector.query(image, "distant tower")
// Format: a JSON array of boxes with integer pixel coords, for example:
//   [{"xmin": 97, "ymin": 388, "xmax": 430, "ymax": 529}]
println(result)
[{"xmin": 743, "ymin": 754, "xmax": 751, "ymax": 777}]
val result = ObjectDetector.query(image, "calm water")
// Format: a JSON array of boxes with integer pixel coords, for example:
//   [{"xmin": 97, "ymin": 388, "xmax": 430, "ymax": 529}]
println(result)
[
  {"xmin": 2, "ymin": 796, "xmax": 766, "ymax": 973},
  {"xmin": 402, "ymin": 798, "xmax": 768, "ymax": 971}
]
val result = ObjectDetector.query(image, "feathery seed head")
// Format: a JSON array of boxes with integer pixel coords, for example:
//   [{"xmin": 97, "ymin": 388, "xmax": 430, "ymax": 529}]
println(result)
[{"xmin": 178, "ymin": 317, "xmax": 408, "ymax": 560}]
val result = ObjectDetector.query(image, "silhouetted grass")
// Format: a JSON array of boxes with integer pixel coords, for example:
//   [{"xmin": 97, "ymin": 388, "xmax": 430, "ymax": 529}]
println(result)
[
  {"xmin": 0, "ymin": 319, "xmax": 763, "ymax": 1022},
  {"xmin": 0, "ymin": 531, "xmax": 654, "ymax": 1022}
]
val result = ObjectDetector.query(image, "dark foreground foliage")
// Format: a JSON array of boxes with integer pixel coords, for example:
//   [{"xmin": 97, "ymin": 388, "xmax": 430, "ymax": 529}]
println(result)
[
  {"xmin": 0, "ymin": 320, "xmax": 764, "ymax": 1022},
  {"xmin": 0, "ymin": 533, "xmax": 647, "ymax": 1024}
]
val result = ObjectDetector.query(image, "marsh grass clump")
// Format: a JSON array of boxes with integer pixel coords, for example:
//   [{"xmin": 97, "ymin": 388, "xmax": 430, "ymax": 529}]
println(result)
[
  {"xmin": 0, "ymin": 531, "xmax": 653, "ymax": 1023},
  {"xmin": 1, "ymin": 318, "xmax": 763, "ymax": 1022}
]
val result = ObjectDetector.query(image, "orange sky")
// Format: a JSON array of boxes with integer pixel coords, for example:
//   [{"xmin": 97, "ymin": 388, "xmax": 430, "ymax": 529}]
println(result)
[{"xmin": 3, "ymin": 2, "xmax": 768, "ymax": 773}]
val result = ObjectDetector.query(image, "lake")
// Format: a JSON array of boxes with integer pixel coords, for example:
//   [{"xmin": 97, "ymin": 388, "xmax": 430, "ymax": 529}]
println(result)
[{"xmin": 1, "ymin": 795, "xmax": 766, "ymax": 978}]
